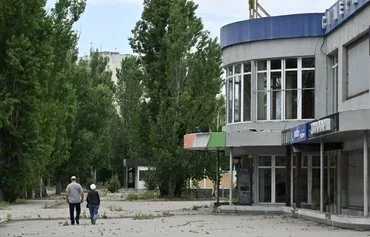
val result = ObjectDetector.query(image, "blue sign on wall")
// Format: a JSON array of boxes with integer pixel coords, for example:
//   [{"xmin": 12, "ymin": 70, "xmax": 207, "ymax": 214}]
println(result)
[{"xmin": 290, "ymin": 124, "xmax": 308, "ymax": 144}]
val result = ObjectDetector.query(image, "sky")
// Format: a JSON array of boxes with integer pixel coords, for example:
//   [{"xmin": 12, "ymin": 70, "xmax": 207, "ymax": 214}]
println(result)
[{"xmin": 46, "ymin": 0, "xmax": 336, "ymax": 56}]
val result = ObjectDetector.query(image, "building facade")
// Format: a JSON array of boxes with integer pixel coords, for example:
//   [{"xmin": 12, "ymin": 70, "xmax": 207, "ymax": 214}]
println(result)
[{"xmin": 221, "ymin": 0, "xmax": 370, "ymax": 216}]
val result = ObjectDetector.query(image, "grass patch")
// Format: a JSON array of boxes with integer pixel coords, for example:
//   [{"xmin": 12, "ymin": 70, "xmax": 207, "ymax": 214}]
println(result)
[
  {"xmin": 162, "ymin": 211, "xmax": 174, "ymax": 217},
  {"xmin": 101, "ymin": 211, "xmax": 108, "ymax": 219},
  {"xmin": 126, "ymin": 193, "xmax": 139, "ymax": 201},
  {"xmin": 0, "ymin": 201, "xmax": 9, "ymax": 209},
  {"xmin": 81, "ymin": 210, "xmax": 88, "ymax": 219},
  {"xmin": 133, "ymin": 213, "xmax": 155, "ymax": 220},
  {"xmin": 14, "ymin": 199, "xmax": 25, "ymax": 204},
  {"xmin": 108, "ymin": 205, "xmax": 123, "ymax": 211},
  {"xmin": 126, "ymin": 191, "xmax": 158, "ymax": 201},
  {"xmin": 6, "ymin": 213, "xmax": 12, "ymax": 222}
]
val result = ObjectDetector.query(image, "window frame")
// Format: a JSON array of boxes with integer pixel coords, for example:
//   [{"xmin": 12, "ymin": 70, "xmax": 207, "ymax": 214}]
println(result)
[
  {"xmin": 226, "ymin": 57, "xmax": 315, "ymax": 125},
  {"xmin": 344, "ymin": 34, "xmax": 370, "ymax": 100},
  {"xmin": 226, "ymin": 62, "xmax": 252, "ymax": 123}
]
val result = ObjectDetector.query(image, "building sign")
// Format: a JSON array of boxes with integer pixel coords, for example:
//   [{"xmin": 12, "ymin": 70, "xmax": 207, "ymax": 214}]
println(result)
[
  {"xmin": 309, "ymin": 118, "xmax": 333, "ymax": 136},
  {"xmin": 290, "ymin": 124, "xmax": 308, "ymax": 143}
]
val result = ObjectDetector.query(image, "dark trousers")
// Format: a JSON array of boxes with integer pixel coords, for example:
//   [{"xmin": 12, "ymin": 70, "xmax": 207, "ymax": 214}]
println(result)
[{"xmin": 69, "ymin": 202, "xmax": 81, "ymax": 224}]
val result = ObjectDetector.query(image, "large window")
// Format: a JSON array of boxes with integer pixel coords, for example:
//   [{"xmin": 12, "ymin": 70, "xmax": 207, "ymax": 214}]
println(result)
[
  {"xmin": 227, "ymin": 66, "xmax": 233, "ymax": 123},
  {"xmin": 226, "ymin": 62, "xmax": 252, "ymax": 123},
  {"xmin": 226, "ymin": 57, "xmax": 315, "ymax": 124},
  {"xmin": 257, "ymin": 61, "xmax": 267, "ymax": 120},
  {"xmin": 271, "ymin": 59, "xmax": 282, "ymax": 120},
  {"xmin": 258, "ymin": 156, "xmax": 272, "ymax": 202},
  {"xmin": 258, "ymin": 155, "xmax": 286, "ymax": 203},
  {"xmin": 301, "ymin": 58, "xmax": 315, "ymax": 119},
  {"xmin": 346, "ymin": 36, "xmax": 370, "ymax": 98},
  {"xmin": 243, "ymin": 63, "xmax": 252, "ymax": 121},
  {"xmin": 257, "ymin": 58, "xmax": 314, "ymax": 121}
]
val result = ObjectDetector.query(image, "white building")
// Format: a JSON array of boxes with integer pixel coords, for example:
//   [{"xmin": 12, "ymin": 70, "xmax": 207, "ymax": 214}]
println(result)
[{"xmin": 220, "ymin": 0, "xmax": 370, "ymax": 219}]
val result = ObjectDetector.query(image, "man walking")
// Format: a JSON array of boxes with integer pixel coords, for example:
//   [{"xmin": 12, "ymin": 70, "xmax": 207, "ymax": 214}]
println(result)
[{"xmin": 66, "ymin": 176, "xmax": 84, "ymax": 225}]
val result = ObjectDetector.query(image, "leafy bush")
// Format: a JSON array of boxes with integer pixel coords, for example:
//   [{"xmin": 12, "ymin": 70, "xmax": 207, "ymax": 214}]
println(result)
[
  {"xmin": 143, "ymin": 170, "xmax": 159, "ymax": 190},
  {"xmin": 107, "ymin": 175, "xmax": 121, "ymax": 193}
]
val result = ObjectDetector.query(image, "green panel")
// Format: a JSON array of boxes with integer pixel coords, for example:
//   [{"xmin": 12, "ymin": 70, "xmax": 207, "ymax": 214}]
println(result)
[{"xmin": 207, "ymin": 132, "xmax": 226, "ymax": 148}]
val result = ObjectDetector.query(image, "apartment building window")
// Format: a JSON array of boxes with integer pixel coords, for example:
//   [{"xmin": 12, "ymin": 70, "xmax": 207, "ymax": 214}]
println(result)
[{"xmin": 346, "ymin": 35, "xmax": 370, "ymax": 98}]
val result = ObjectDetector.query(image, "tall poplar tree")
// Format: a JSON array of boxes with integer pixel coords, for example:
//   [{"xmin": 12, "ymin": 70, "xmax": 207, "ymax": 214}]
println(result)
[
  {"xmin": 69, "ymin": 51, "xmax": 116, "ymax": 184},
  {"xmin": 0, "ymin": 0, "xmax": 54, "ymax": 202},
  {"xmin": 0, "ymin": 0, "xmax": 86, "ymax": 200},
  {"xmin": 47, "ymin": 0, "xmax": 86, "ymax": 195},
  {"xmin": 130, "ymin": 0, "xmax": 223, "ymax": 197}
]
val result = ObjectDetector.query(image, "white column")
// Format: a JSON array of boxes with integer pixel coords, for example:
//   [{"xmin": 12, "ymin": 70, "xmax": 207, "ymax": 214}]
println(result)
[
  {"xmin": 272, "ymin": 156, "xmax": 276, "ymax": 203},
  {"xmin": 337, "ymin": 151, "xmax": 341, "ymax": 214},
  {"xmin": 327, "ymin": 155, "xmax": 331, "ymax": 211},
  {"xmin": 320, "ymin": 139, "xmax": 324, "ymax": 212},
  {"xmin": 290, "ymin": 156, "xmax": 294, "ymax": 205},
  {"xmin": 254, "ymin": 156, "xmax": 259, "ymax": 204},
  {"xmin": 364, "ymin": 132, "xmax": 368, "ymax": 217},
  {"xmin": 308, "ymin": 155, "xmax": 312, "ymax": 205},
  {"xmin": 229, "ymin": 149, "xmax": 233, "ymax": 205}
]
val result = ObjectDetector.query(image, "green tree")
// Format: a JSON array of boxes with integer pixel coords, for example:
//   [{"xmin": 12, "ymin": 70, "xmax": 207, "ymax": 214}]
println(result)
[
  {"xmin": 0, "ymin": 0, "xmax": 54, "ymax": 202},
  {"xmin": 69, "ymin": 51, "xmax": 116, "ymax": 185},
  {"xmin": 130, "ymin": 0, "xmax": 223, "ymax": 197},
  {"xmin": 116, "ymin": 57, "xmax": 149, "ymax": 161},
  {"xmin": 0, "ymin": 0, "xmax": 86, "ymax": 201},
  {"xmin": 47, "ymin": 0, "xmax": 86, "ymax": 195}
]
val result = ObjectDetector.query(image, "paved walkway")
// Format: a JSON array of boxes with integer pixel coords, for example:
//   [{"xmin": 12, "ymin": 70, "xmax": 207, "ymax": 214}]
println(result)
[
  {"xmin": 0, "ymin": 196, "xmax": 212, "ymax": 222},
  {"xmin": 1, "ymin": 195, "xmax": 370, "ymax": 237}
]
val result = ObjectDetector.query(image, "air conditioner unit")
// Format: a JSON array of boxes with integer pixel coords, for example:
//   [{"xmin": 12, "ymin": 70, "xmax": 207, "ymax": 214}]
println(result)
[
  {"xmin": 352, "ymin": 0, "xmax": 358, "ymax": 5},
  {"xmin": 332, "ymin": 6, "xmax": 338, "ymax": 20},
  {"xmin": 326, "ymin": 10, "xmax": 331, "ymax": 25},
  {"xmin": 322, "ymin": 16, "xmax": 328, "ymax": 29},
  {"xmin": 339, "ymin": 1, "xmax": 345, "ymax": 14}
]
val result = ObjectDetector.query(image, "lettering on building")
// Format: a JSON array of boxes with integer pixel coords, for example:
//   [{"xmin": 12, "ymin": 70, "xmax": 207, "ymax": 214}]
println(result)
[{"xmin": 309, "ymin": 118, "xmax": 332, "ymax": 135}]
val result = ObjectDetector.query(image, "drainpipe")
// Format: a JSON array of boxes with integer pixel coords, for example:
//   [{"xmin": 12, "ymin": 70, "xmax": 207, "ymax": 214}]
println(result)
[{"xmin": 337, "ymin": 151, "xmax": 341, "ymax": 214}]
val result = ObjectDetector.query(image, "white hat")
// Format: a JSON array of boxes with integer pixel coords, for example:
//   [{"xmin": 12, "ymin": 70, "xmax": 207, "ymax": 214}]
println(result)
[
  {"xmin": 70, "ymin": 176, "xmax": 76, "ymax": 180},
  {"xmin": 90, "ymin": 184, "xmax": 96, "ymax": 190}
]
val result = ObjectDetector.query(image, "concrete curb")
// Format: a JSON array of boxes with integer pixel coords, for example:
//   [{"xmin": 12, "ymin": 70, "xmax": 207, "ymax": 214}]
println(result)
[{"xmin": 218, "ymin": 205, "xmax": 370, "ymax": 230}]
